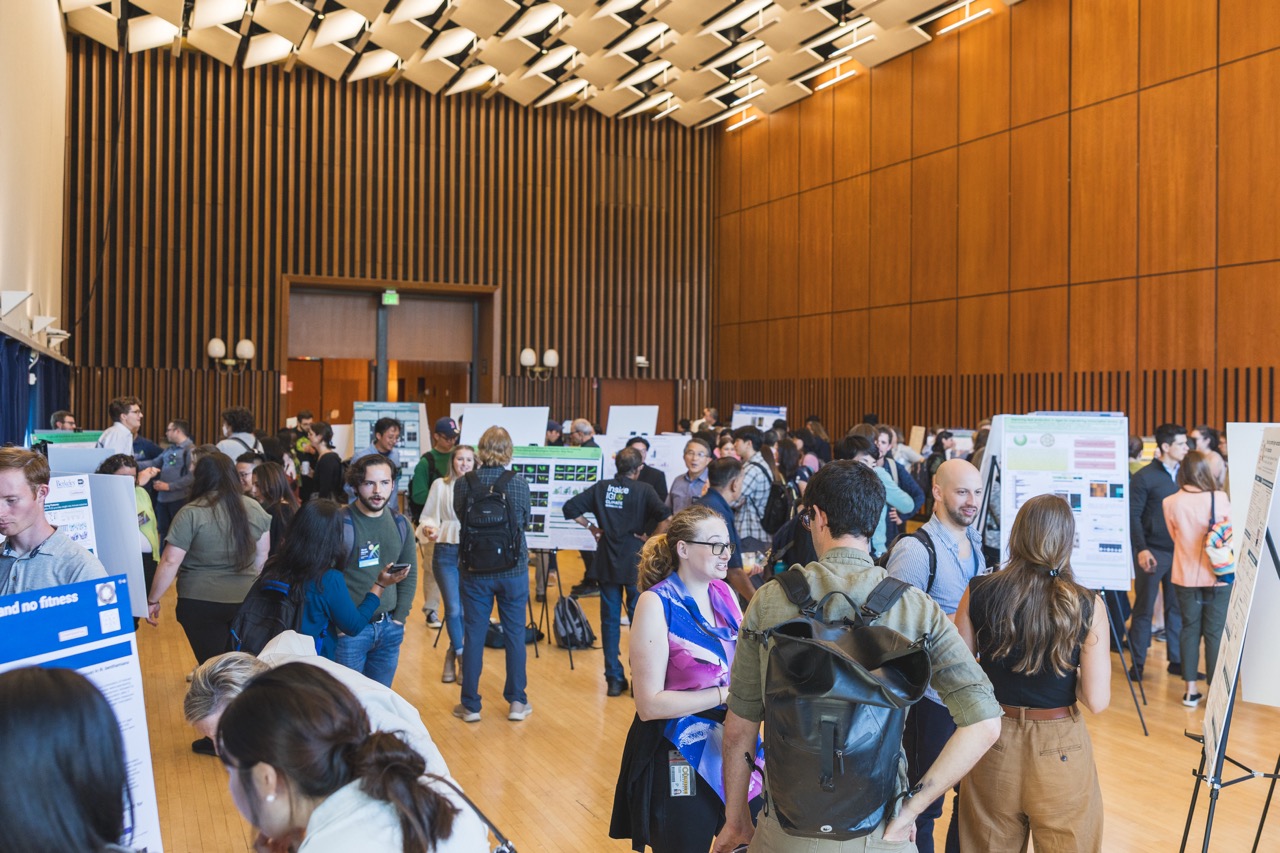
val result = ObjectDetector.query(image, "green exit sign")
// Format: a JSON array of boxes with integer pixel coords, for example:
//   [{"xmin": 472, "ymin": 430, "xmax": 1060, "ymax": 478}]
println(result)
[{"xmin": 382, "ymin": 290, "xmax": 399, "ymax": 306}]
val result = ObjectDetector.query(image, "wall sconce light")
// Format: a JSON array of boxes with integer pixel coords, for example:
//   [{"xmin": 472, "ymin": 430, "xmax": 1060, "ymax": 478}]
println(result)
[
  {"xmin": 208, "ymin": 337, "xmax": 256, "ymax": 373},
  {"xmin": 519, "ymin": 347, "xmax": 559, "ymax": 381}
]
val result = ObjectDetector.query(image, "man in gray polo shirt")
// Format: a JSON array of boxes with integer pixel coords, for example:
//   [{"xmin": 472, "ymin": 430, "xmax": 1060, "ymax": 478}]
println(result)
[
  {"xmin": 0, "ymin": 448, "xmax": 107, "ymax": 596},
  {"xmin": 885, "ymin": 458, "xmax": 988, "ymax": 853}
]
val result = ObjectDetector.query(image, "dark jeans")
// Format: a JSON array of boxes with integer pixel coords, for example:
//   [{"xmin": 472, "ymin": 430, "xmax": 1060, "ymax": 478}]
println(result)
[
  {"xmin": 1175, "ymin": 585, "xmax": 1230, "ymax": 683},
  {"xmin": 175, "ymin": 597, "xmax": 241, "ymax": 664},
  {"xmin": 459, "ymin": 571, "xmax": 529, "ymax": 713},
  {"xmin": 904, "ymin": 698, "xmax": 960, "ymax": 853},
  {"xmin": 600, "ymin": 582, "xmax": 638, "ymax": 681},
  {"xmin": 155, "ymin": 498, "xmax": 187, "ymax": 542},
  {"xmin": 1105, "ymin": 589, "xmax": 1131, "ymax": 649},
  {"xmin": 1129, "ymin": 549, "xmax": 1181, "ymax": 669}
]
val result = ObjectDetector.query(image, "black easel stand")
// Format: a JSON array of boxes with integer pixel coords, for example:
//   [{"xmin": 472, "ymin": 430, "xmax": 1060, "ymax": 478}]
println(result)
[
  {"xmin": 1100, "ymin": 588, "xmax": 1148, "ymax": 736},
  {"xmin": 533, "ymin": 549, "xmax": 575, "ymax": 670},
  {"xmin": 1180, "ymin": 684, "xmax": 1280, "ymax": 852}
]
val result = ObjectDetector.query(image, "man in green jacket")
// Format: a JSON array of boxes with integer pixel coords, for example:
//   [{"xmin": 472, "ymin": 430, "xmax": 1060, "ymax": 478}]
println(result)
[{"xmin": 408, "ymin": 417, "xmax": 459, "ymax": 627}]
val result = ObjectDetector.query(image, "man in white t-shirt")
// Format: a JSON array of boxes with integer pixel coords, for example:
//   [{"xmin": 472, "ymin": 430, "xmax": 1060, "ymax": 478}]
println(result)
[{"xmin": 96, "ymin": 396, "xmax": 142, "ymax": 455}]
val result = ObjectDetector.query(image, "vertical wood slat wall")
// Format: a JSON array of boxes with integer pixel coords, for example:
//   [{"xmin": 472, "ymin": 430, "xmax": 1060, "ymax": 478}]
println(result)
[
  {"xmin": 713, "ymin": 0, "xmax": 1280, "ymax": 437},
  {"xmin": 63, "ymin": 38, "xmax": 714, "ymax": 441}
]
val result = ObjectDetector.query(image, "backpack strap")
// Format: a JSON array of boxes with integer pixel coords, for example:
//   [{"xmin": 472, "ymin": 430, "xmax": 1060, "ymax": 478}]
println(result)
[
  {"xmin": 912, "ymin": 529, "xmax": 938, "ymax": 595},
  {"xmin": 392, "ymin": 510, "xmax": 411, "ymax": 548},
  {"xmin": 775, "ymin": 568, "xmax": 817, "ymax": 614},
  {"xmin": 493, "ymin": 469, "xmax": 516, "ymax": 495},
  {"xmin": 860, "ymin": 577, "xmax": 914, "ymax": 623},
  {"xmin": 341, "ymin": 510, "xmax": 355, "ymax": 565}
]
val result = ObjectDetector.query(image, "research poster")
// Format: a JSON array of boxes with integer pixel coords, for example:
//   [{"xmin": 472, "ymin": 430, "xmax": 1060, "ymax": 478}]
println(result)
[
  {"xmin": 606, "ymin": 406, "xmax": 659, "ymax": 437},
  {"xmin": 44, "ymin": 473, "xmax": 98, "ymax": 556},
  {"xmin": 510, "ymin": 446, "xmax": 601, "ymax": 552},
  {"xmin": 998, "ymin": 414, "xmax": 1131, "ymax": 590},
  {"xmin": 353, "ymin": 401, "xmax": 427, "ymax": 493},
  {"xmin": 0, "ymin": 575, "xmax": 163, "ymax": 852},
  {"xmin": 458, "ymin": 406, "xmax": 549, "ymax": 449},
  {"xmin": 731, "ymin": 404, "xmax": 787, "ymax": 430},
  {"xmin": 598, "ymin": 433, "xmax": 689, "ymax": 492},
  {"xmin": 1204, "ymin": 427, "xmax": 1280, "ymax": 769}
]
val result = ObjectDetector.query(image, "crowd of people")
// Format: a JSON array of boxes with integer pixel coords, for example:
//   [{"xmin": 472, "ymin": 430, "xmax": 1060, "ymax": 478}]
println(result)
[{"xmin": 0, "ymin": 397, "xmax": 1241, "ymax": 852}]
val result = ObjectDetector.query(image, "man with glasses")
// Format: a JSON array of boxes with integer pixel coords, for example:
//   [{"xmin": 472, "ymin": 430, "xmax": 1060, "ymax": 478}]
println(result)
[
  {"xmin": 1128, "ymin": 422, "xmax": 1189, "ymax": 681},
  {"xmin": 697, "ymin": 456, "xmax": 755, "ymax": 602},
  {"xmin": 668, "ymin": 437, "xmax": 713, "ymax": 514},
  {"xmin": 96, "ymin": 396, "xmax": 143, "ymax": 455},
  {"xmin": 563, "ymin": 447, "xmax": 671, "ymax": 697}
]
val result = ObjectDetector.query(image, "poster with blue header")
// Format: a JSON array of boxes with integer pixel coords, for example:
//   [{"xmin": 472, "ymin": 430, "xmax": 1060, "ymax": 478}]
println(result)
[{"xmin": 0, "ymin": 575, "xmax": 162, "ymax": 851}]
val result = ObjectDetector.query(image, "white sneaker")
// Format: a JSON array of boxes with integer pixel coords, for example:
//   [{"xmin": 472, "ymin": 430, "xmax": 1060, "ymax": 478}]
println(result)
[
  {"xmin": 620, "ymin": 613, "xmax": 630, "ymax": 627},
  {"xmin": 424, "ymin": 609, "xmax": 443, "ymax": 629},
  {"xmin": 508, "ymin": 701, "xmax": 533, "ymax": 721},
  {"xmin": 452, "ymin": 703, "xmax": 481, "ymax": 723}
]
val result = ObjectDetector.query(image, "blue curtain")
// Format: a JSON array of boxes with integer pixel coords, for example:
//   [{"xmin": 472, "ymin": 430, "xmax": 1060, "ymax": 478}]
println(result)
[
  {"xmin": 0, "ymin": 334, "xmax": 32, "ymax": 446},
  {"xmin": 30, "ymin": 352, "xmax": 70, "ymax": 437}
]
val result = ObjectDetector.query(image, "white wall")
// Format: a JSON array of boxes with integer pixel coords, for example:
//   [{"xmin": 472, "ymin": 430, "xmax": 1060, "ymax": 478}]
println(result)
[{"xmin": 0, "ymin": 3, "xmax": 66, "ymax": 334}]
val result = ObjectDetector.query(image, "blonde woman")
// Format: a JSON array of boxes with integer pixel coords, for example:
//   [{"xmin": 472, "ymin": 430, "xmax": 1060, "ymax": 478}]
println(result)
[
  {"xmin": 610, "ymin": 505, "xmax": 763, "ymax": 853},
  {"xmin": 954, "ymin": 494, "xmax": 1110, "ymax": 852},
  {"xmin": 419, "ymin": 445, "xmax": 476, "ymax": 684}
]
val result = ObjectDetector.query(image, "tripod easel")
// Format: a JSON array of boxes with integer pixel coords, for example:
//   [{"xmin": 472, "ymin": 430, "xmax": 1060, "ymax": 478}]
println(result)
[{"xmin": 532, "ymin": 548, "xmax": 576, "ymax": 670}]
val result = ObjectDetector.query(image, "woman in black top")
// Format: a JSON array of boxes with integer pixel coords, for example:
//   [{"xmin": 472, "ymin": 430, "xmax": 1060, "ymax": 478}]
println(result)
[
  {"xmin": 253, "ymin": 462, "xmax": 299, "ymax": 556},
  {"xmin": 954, "ymin": 493, "xmax": 1110, "ymax": 852},
  {"xmin": 303, "ymin": 421, "xmax": 344, "ymax": 502}
]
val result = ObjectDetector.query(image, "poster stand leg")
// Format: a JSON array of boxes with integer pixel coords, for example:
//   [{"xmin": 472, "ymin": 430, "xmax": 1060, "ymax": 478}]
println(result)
[
  {"xmin": 1178, "ymin": 673, "xmax": 1280, "ymax": 851},
  {"xmin": 1101, "ymin": 589, "xmax": 1149, "ymax": 736},
  {"xmin": 533, "ymin": 550, "xmax": 575, "ymax": 671},
  {"xmin": 527, "ymin": 594, "xmax": 540, "ymax": 659},
  {"xmin": 1252, "ymin": 753, "xmax": 1280, "ymax": 853}
]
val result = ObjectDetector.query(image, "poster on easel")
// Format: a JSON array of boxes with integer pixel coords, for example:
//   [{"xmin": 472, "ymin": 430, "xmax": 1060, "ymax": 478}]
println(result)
[
  {"xmin": 598, "ymin": 434, "xmax": 689, "ymax": 491},
  {"xmin": 1204, "ymin": 427, "xmax": 1280, "ymax": 769},
  {"xmin": 353, "ymin": 402, "xmax": 428, "ymax": 493},
  {"xmin": 44, "ymin": 473, "xmax": 98, "ymax": 555},
  {"xmin": 731, "ymin": 404, "xmax": 787, "ymax": 430},
  {"xmin": 0, "ymin": 575, "xmax": 163, "ymax": 852},
  {"xmin": 510, "ymin": 446, "xmax": 602, "ymax": 552},
  {"xmin": 990, "ymin": 413, "xmax": 1132, "ymax": 590},
  {"xmin": 459, "ymin": 406, "xmax": 549, "ymax": 449},
  {"xmin": 606, "ymin": 406, "xmax": 659, "ymax": 437}
]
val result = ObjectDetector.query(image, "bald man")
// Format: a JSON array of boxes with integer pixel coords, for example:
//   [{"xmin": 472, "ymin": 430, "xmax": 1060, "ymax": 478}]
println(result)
[{"xmin": 885, "ymin": 457, "xmax": 989, "ymax": 853}]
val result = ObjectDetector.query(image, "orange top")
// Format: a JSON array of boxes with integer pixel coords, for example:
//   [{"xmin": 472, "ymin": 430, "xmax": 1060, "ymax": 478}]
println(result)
[{"xmin": 1162, "ymin": 487, "xmax": 1230, "ymax": 588}]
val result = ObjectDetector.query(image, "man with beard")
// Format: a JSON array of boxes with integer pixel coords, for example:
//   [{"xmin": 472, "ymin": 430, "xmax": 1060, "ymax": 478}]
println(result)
[
  {"xmin": 334, "ymin": 454, "xmax": 417, "ymax": 687},
  {"xmin": 885, "ymin": 458, "xmax": 988, "ymax": 853}
]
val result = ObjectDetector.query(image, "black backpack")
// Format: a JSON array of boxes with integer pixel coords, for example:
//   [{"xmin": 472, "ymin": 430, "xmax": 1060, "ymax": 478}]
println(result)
[
  {"xmin": 485, "ymin": 620, "xmax": 546, "ymax": 647},
  {"xmin": 873, "ymin": 528, "xmax": 937, "ymax": 593},
  {"xmin": 553, "ymin": 595, "xmax": 596, "ymax": 650},
  {"xmin": 757, "ymin": 570, "xmax": 931, "ymax": 840},
  {"xmin": 761, "ymin": 479, "xmax": 800, "ymax": 535},
  {"xmin": 227, "ymin": 577, "xmax": 303, "ymax": 655},
  {"xmin": 459, "ymin": 471, "xmax": 521, "ymax": 574}
]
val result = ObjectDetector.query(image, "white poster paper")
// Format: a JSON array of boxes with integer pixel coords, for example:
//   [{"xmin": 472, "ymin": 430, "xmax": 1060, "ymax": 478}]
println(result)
[
  {"xmin": 510, "ymin": 446, "xmax": 602, "ymax": 551},
  {"xmin": 1204, "ymin": 427, "xmax": 1280, "ymax": 769},
  {"xmin": 353, "ymin": 402, "xmax": 428, "ymax": 493},
  {"xmin": 731, "ymin": 404, "xmax": 787, "ymax": 430},
  {"xmin": 451, "ymin": 402, "xmax": 501, "ymax": 422},
  {"xmin": 0, "ymin": 575, "xmax": 163, "ymax": 852},
  {"xmin": 908, "ymin": 425, "xmax": 927, "ymax": 454},
  {"xmin": 459, "ymin": 406, "xmax": 549, "ymax": 449},
  {"xmin": 331, "ymin": 423, "xmax": 355, "ymax": 461},
  {"xmin": 598, "ymin": 434, "xmax": 690, "ymax": 491},
  {"xmin": 45, "ymin": 473, "xmax": 98, "ymax": 555},
  {"xmin": 998, "ymin": 414, "xmax": 1132, "ymax": 590},
  {"xmin": 606, "ymin": 406, "xmax": 659, "ymax": 437}
]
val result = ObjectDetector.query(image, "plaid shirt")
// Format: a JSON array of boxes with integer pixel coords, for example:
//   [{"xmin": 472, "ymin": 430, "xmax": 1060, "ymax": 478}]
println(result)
[
  {"xmin": 452, "ymin": 464, "xmax": 532, "ymax": 579},
  {"xmin": 733, "ymin": 455, "xmax": 772, "ymax": 544}
]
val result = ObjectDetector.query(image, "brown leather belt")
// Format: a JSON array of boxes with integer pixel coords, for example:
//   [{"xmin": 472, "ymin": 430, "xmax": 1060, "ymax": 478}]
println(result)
[{"xmin": 1000, "ymin": 703, "xmax": 1076, "ymax": 721}]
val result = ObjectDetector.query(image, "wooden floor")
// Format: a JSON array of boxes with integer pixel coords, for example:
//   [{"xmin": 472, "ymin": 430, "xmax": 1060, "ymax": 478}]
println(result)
[{"xmin": 139, "ymin": 553, "xmax": 1280, "ymax": 852}]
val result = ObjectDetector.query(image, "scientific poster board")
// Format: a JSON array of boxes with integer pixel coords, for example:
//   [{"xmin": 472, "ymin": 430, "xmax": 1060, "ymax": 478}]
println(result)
[
  {"xmin": 331, "ymin": 424, "xmax": 355, "ymax": 461},
  {"xmin": 0, "ymin": 575, "xmax": 163, "ymax": 852},
  {"xmin": 47, "ymin": 444, "xmax": 112, "ymax": 474},
  {"xmin": 948, "ymin": 428, "xmax": 975, "ymax": 459},
  {"xmin": 606, "ymin": 406, "xmax": 659, "ymax": 438},
  {"xmin": 1224, "ymin": 423, "xmax": 1280, "ymax": 710},
  {"xmin": 45, "ymin": 473, "xmax": 98, "ymax": 555},
  {"xmin": 1204, "ymin": 427, "xmax": 1280, "ymax": 768},
  {"xmin": 510, "ymin": 446, "xmax": 601, "ymax": 552},
  {"xmin": 451, "ymin": 402, "xmax": 501, "ymax": 423},
  {"xmin": 598, "ymin": 433, "xmax": 689, "ymax": 491},
  {"xmin": 731, "ymin": 404, "xmax": 787, "ymax": 430},
  {"xmin": 995, "ymin": 414, "xmax": 1132, "ymax": 590},
  {"xmin": 353, "ymin": 402, "xmax": 428, "ymax": 492},
  {"xmin": 459, "ymin": 406, "xmax": 549, "ymax": 449}
]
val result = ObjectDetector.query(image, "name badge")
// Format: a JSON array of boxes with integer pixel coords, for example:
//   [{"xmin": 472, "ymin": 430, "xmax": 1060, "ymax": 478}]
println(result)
[
  {"xmin": 669, "ymin": 750, "xmax": 696, "ymax": 798},
  {"xmin": 358, "ymin": 541, "xmax": 381, "ymax": 569}
]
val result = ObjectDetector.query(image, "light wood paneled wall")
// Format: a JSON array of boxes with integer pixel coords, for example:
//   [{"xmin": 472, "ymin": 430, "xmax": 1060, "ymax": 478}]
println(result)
[
  {"xmin": 64, "ymin": 37, "xmax": 714, "ymax": 439},
  {"xmin": 714, "ymin": 0, "xmax": 1280, "ymax": 436}
]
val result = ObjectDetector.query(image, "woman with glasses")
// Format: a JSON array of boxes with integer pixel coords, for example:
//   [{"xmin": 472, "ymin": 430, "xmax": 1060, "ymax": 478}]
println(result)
[{"xmin": 610, "ymin": 505, "xmax": 764, "ymax": 853}]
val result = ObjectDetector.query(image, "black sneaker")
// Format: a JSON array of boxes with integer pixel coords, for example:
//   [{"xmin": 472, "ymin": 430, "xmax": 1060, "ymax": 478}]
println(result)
[
  {"xmin": 1182, "ymin": 692, "xmax": 1204, "ymax": 707},
  {"xmin": 535, "ymin": 592, "xmax": 546, "ymax": 603},
  {"xmin": 606, "ymin": 677, "xmax": 629, "ymax": 697},
  {"xmin": 191, "ymin": 737, "xmax": 217, "ymax": 756},
  {"xmin": 1128, "ymin": 665, "xmax": 1144, "ymax": 682},
  {"xmin": 571, "ymin": 582, "xmax": 600, "ymax": 598}
]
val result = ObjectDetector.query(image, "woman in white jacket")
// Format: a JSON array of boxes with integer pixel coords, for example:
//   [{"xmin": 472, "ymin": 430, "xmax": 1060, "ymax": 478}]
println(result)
[{"xmin": 419, "ymin": 445, "xmax": 476, "ymax": 684}]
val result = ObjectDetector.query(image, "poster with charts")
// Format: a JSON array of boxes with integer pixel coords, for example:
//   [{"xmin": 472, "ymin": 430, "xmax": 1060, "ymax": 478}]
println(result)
[
  {"xmin": 44, "ymin": 473, "xmax": 98, "ymax": 556},
  {"xmin": 510, "ymin": 446, "xmax": 601, "ymax": 552},
  {"xmin": 0, "ymin": 575, "xmax": 162, "ymax": 852},
  {"xmin": 1204, "ymin": 427, "xmax": 1280, "ymax": 770},
  {"xmin": 731, "ymin": 404, "xmax": 787, "ymax": 430},
  {"xmin": 998, "ymin": 415, "xmax": 1131, "ymax": 590}
]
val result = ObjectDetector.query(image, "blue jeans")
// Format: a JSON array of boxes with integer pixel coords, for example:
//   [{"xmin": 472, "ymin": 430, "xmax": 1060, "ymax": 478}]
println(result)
[
  {"xmin": 432, "ymin": 543, "xmax": 465, "ymax": 652},
  {"xmin": 459, "ymin": 571, "xmax": 529, "ymax": 713},
  {"xmin": 333, "ymin": 618, "xmax": 404, "ymax": 688},
  {"xmin": 599, "ymin": 582, "xmax": 638, "ymax": 682}
]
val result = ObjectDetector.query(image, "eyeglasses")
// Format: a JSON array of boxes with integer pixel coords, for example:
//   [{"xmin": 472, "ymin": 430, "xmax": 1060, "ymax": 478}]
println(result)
[
  {"xmin": 687, "ymin": 540, "xmax": 735, "ymax": 557},
  {"xmin": 799, "ymin": 508, "xmax": 814, "ymax": 530}
]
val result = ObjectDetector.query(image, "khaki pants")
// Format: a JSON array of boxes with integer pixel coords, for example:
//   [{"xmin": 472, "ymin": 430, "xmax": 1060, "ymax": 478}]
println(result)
[
  {"xmin": 748, "ymin": 807, "xmax": 916, "ymax": 853},
  {"xmin": 417, "ymin": 540, "xmax": 441, "ymax": 613},
  {"xmin": 958, "ymin": 710, "xmax": 1103, "ymax": 852}
]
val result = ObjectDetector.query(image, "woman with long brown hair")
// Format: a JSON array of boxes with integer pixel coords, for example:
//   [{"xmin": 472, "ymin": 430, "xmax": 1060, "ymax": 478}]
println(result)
[
  {"xmin": 954, "ymin": 493, "xmax": 1110, "ymax": 852},
  {"xmin": 253, "ymin": 461, "xmax": 300, "ymax": 556},
  {"xmin": 1163, "ymin": 450, "xmax": 1232, "ymax": 707}
]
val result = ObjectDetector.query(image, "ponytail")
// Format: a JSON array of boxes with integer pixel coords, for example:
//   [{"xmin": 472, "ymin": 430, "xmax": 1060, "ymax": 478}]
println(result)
[
  {"xmin": 352, "ymin": 732, "xmax": 457, "ymax": 853},
  {"xmin": 639, "ymin": 535, "xmax": 678, "ymax": 591}
]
